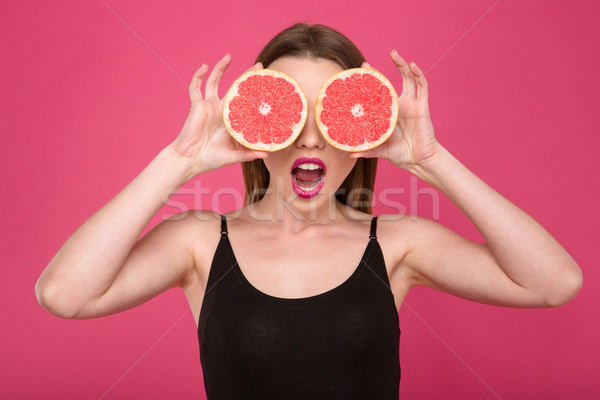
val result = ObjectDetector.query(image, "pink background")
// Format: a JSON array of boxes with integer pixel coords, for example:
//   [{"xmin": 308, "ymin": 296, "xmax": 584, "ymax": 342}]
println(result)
[{"xmin": 2, "ymin": 0, "xmax": 598, "ymax": 398}]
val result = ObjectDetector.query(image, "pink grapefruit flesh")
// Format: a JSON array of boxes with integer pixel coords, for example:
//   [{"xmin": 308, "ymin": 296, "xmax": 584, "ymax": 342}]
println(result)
[
  {"xmin": 315, "ymin": 68, "xmax": 398, "ymax": 152},
  {"xmin": 222, "ymin": 69, "xmax": 308, "ymax": 152}
]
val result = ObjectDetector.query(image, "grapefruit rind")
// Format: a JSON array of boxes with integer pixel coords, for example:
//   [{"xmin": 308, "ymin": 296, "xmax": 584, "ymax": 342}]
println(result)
[
  {"xmin": 222, "ymin": 69, "xmax": 308, "ymax": 152},
  {"xmin": 315, "ymin": 68, "xmax": 398, "ymax": 152}
]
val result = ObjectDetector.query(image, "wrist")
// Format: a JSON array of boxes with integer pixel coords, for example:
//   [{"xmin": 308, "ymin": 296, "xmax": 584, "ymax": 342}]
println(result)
[
  {"xmin": 158, "ymin": 144, "xmax": 199, "ymax": 186},
  {"xmin": 407, "ymin": 142, "xmax": 453, "ymax": 190}
]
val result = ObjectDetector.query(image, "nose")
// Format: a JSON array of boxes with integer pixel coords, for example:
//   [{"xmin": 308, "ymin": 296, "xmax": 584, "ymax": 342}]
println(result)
[{"xmin": 295, "ymin": 113, "xmax": 325, "ymax": 150}]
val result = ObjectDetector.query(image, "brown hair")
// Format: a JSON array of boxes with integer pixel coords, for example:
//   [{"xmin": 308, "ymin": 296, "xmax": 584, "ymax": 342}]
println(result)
[{"xmin": 241, "ymin": 23, "xmax": 378, "ymax": 214}]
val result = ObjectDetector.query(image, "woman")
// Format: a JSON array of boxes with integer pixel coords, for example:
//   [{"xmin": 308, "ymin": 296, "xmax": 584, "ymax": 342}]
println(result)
[{"xmin": 35, "ymin": 23, "xmax": 582, "ymax": 398}]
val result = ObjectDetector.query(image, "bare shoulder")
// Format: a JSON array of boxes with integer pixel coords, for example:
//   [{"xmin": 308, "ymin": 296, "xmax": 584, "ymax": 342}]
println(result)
[
  {"xmin": 375, "ymin": 213, "xmax": 432, "ymax": 289},
  {"xmin": 161, "ymin": 209, "xmax": 224, "ymax": 289}
]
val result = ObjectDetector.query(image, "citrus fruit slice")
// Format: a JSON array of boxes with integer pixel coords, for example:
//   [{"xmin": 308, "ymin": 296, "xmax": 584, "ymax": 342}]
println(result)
[
  {"xmin": 222, "ymin": 69, "xmax": 308, "ymax": 152},
  {"xmin": 315, "ymin": 68, "xmax": 398, "ymax": 152}
]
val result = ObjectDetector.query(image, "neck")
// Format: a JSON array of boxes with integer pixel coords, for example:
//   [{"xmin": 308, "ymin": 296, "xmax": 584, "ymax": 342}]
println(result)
[{"xmin": 246, "ymin": 191, "xmax": 350, "ymax": 230}]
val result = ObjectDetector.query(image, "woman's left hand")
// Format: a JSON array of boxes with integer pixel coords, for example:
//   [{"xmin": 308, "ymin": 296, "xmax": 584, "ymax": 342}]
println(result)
[{"xmin": 350, "ymin": 50, "xmax": 441, "ymax": 171}]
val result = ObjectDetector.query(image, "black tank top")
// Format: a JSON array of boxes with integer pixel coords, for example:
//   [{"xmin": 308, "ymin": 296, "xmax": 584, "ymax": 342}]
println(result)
[{"xmin": 197, "ymin": 215, "xmax": 401, "ymax": 399}]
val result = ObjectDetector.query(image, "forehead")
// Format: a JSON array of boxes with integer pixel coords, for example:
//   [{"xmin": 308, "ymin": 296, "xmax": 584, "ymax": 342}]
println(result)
[{"xmin": 267, "ymin": 56, "xmax": 345, "ymax": 95}]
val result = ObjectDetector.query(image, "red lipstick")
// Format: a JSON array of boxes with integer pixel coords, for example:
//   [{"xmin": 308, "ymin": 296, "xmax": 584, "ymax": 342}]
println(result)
[{"xmin": 290, "ymin": 157, "xmax": 326, "ymax": 199}]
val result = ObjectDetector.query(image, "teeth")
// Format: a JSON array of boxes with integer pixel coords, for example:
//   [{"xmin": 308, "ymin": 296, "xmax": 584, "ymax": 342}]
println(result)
[{"xmin": 297, "ymin": 163, "xmax": 322, "ymax": 171}]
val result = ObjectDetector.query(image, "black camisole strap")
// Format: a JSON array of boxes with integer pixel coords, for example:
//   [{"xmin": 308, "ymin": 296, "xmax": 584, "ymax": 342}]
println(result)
[
  {"xmin": 220, "ymin": 214, "xmax": 228, "ymax": 235},
  {"xmin": 369, "ymin": 215, "xmax": 378, "ymax": 240}
]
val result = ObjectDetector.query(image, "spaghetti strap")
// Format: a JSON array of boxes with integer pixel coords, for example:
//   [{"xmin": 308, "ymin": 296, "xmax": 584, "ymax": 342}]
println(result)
[
  {"xmin": 369, "ymin": 215, "xmax": 378, "ymax": 240},
  {"xmin": 220, "ymin": 214, "xmax": 228, "ymax": 235}
]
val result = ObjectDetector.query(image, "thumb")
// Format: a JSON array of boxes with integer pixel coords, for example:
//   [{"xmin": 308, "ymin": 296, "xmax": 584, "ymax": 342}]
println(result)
[
  {"xmin": 235, "ymin": 148, "xmax": 269, "ymax": 163},
  {"xmin": 349, "ymin": 148, "xmax": 379, "ymax": 160},
  {"xmin": 253, "ymin": 150, "xmax": 269, "ymax": 159}
]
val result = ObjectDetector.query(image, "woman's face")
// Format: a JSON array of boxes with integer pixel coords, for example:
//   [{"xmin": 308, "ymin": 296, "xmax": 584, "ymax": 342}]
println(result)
[{"xmin": 262, "ymin": 56, "xmax": 357, "ymax": 208}]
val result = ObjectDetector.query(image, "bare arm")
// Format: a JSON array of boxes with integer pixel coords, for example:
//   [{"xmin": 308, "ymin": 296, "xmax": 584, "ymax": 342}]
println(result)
[
  {"xmin": 353, "ymin": 52, "xmax": 582, "ymax": 307},
  {"xmin": 35, "ymin": 55, "xmax": 268, "ymax": 319},
  {"xmin": 35, "ymin": 146, "xmax": 195, "ymax": 318},
  {"xmin": 405, "ymin": 144, "xmax": 582, "ymax": 307}
]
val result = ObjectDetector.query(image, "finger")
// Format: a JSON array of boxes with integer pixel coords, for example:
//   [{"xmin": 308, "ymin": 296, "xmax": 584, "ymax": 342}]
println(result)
[
  {"xmin": 409, "ymin": 61, "xmax": 428, "ymax": 101},
  {"xmin": 236, "ymin": 148, "xmax": 269, "ymax": 163},
  {"xmin": 252, "ymin": 150, "xmax": 269, "ymax": 159},
  {"xmin": 205, "ymin": 54, "xmax": 232, "ymax": 100},
  {"xmin": 361, "ymin": 61, "xmax": 382, "ymax": 74},
  {"xmin": 189, "ymin": 64, "xmax": 209, "ymax": 103},
  {"xmin": 390, "ymin": 50, "xmax": 416, "ymax": 99},
  {"xmin": 245, "ymin": 61, "xmax": 263, "ymax": 74},
  {"xmin": 349, "ymin": 147, "xmax": 381, "ymax": 160}
]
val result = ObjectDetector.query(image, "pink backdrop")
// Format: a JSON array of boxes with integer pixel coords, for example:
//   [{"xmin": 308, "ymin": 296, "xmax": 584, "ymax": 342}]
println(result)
[{"xmin": 2, "ymin": 0, "xmax": 598, "ymax": 398}]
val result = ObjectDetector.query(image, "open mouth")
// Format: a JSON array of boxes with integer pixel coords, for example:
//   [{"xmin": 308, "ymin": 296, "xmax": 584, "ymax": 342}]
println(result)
[{"xmin": 290, "ymin": 158, "xmax": 326, "ymax": 199}]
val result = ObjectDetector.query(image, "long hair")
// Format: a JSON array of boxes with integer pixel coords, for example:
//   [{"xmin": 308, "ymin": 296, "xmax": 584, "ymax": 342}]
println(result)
[{"xmin": 241, "ymin": 23, "xmax": 378, "ymax": 214}]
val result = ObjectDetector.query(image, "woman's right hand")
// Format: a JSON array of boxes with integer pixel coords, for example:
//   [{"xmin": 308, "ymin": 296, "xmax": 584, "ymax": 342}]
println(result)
[{"xmin": 167, "ymin": 54, "xmax": 268, "ymax": 177}]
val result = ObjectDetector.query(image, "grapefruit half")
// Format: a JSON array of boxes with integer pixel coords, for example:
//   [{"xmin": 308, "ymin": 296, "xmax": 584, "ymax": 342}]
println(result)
[
  {"xmin": 315, "ymin": 68, "xmax": 398, "ymax": 152},
  {"xmin": 222, "ymin": 69, "xmax": 308, "ymax": 152}
]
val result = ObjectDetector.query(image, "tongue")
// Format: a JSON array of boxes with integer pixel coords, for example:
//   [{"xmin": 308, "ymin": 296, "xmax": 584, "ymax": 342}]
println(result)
[
  {"xmin": 293, "ymin": 167, "xmax": 322, "ymax": 182},
  {"xmin": 292, "ymin": 168, "xmax": 322, "ymax": 182}
]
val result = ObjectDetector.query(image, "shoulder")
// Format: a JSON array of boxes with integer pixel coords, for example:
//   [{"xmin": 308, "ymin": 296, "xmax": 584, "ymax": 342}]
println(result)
[
  {"xmin": 157, "ymin": 209, "xmax": 225, "ymax": 286},
  {"xmin": 375, "ymin": 212, "xmax": 415, "ymax": 243},
  {"xmin": 159, "ymin": 209, "xmax": 222, "ymax": 235},
  {"xmin": 173, "ymin": 209, "xmax": 225, "ymax": 246},
  {"xmin": 376, "ymin": 212, "xmax": 445, "ymax": 246},
  {"xmin": 375, "ymin": 213, "xmax": 443, "ymax": 287}
]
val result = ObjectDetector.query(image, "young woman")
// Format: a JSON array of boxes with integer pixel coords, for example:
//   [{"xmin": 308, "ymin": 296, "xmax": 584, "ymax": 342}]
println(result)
[{"xmin": 35, "ymin": 23, "xmax": 582, "ymax": 398}]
